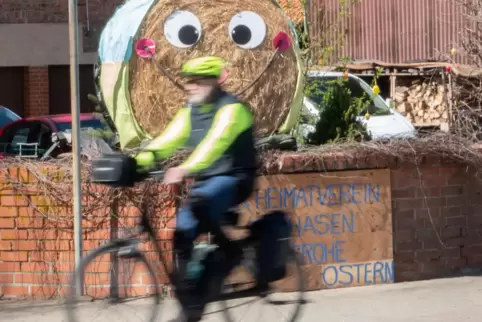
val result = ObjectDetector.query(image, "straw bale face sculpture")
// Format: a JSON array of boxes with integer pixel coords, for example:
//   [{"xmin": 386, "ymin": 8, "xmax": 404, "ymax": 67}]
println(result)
[{"xmin": 98, "ymin": 0, "xmax": 304, "ymax": 149}]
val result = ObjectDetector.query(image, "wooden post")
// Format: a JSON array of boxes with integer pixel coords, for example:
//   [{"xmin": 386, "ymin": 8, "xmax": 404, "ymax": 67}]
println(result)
[
  {"xmin": 447, "ymin": 72, "xmax": 454, "ymax": 131},
  {"xmin": 390, "ymin": 68, "xmax": 397, "ymax": 100}
]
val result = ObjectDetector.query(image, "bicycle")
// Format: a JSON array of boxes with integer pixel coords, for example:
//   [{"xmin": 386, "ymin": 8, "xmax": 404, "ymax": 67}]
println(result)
[{"xmin": 65, "ymin": 169, "xmax": 305, "ymax": 322}]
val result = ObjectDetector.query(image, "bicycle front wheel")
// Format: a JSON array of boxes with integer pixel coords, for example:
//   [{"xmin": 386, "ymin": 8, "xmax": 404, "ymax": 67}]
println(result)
[{"xmin": 65, "ymin": 241, "xmax": 161, "ymax": 322}]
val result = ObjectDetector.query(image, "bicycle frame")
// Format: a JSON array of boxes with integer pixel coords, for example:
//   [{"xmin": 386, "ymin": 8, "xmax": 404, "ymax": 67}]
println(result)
[
  {"xmin": 111, "ymin": 170, "xmax": 280, "ymax": 302},
  {"xmin": 112, "ymin": 170, "xmax": 185, "ymax": 289}
]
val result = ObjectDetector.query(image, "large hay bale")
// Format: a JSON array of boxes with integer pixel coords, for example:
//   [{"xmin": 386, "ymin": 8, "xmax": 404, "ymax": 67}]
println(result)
[{"xmin": 98, "ymin": 0, "xmax": 304, "ymax": 149}]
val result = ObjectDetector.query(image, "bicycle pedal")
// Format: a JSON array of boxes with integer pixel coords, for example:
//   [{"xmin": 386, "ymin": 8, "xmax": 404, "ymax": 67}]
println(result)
[{"xmin": 117, "ymin": 246, "xmax": 140, "ymax": 258}]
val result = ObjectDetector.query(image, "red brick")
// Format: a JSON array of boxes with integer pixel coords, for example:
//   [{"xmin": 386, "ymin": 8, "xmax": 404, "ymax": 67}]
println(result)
[
  {"xmin": 416, "ymin": 229, "xmax": 439, "ymax": 243},
  {"xmin": 396, "ymin": 199, "xmax": 423, "ymax": 210},
  {"xmin": 396, "ymin": 241, "xmax": 422, "ymax": 252},
  {"xmin": 82, "ymin": 240, "xmax": 102, "ymax": 251},
  {"xmin": 396, "ymin": 216, "xmax": 417, "ymax": 230},
  {"xmin": 0, "ymin": 207, "xmax": 18, "ymax": 217},
  {"xmin": 0, "ymin": 273, "xmax": 14, "ymax": 283},
  {"xmin": 393, "ymin": 176, "xmax": 420, "ymax": 189},
  {"xmin": 42, "ymin": 240, "xmax": 71, "ymax": 251},
  {"xmin": 21, "ymin": 262, "xmax": 50, "ymax": 272},
  {"xmin": 166, "ymin": 217, "xmax": 176, "ymax": 229},
  {"xmin": 1, "ymin": 285, "xmax": 29, "ymax": 296},
  {"xmin": 28, "ymin": 229, "xmax": 58, "ymax": 239},
  {"xmin": 416, "ymin": 249, "xmax": 441, "ymax": 261},
  {"xmin": 15, "ymin": 273, "xmax": 70, "ymax": 284},
  {"xmin": 0, "ymin": 240, "xmax": 12, "ymax": 250},
  {"xmin": 392, "ymin": 188, "xmax": 416, "ymax": 199},
  {"xmin": 446, "ymin": 173, "xmax": 470, "ymax": 185},
  {"xmin": 85, "ymin": 229, "xmax": 109, "ymax": 240},
  {"xmin": 0, "ymin": 262, "xmax": 20, "ymax": 272},
  {"xmin": 394, "ymin": 251, "xmax": 415, "ymax": 262},
  {"xmin": 53, "ymin": 263, "xmax": 75, "ymax": 274},
  {"xmin": 421, "ymin": 197, "xmax": 446, "ymax": 209},
  {"xmin": 58, "ymin": 251, "xmax": 74, "ymax": 262},
  {"xmin": 466, "ymin": 254, "xmax": 482, "ymax": 266},
  {"xmin": 415, "ymin": 187, "xmax": 441, "ymax": 198},
  {"xmin": 420, "ymin": 261, "xmax": 445, "ymax": 273},
  {"xmin": 0, "ymin": 218, "xmax": 15, "ymax": 228},
  {"xmin": 444, "ymin": 258, "xmax": 466, "ymax": 270},
  {"xmin": 440, "ymin": 206, "xmax": 463, "ymax": 218},
  {"xmin": 84, "ymin": 273, "xmax": 111, "ymax": 286},
  {"xmin": 441, "ymin": 185, "xmax": 464, "ymax": 196},
  {"xmin": 394, "ymin": 261, "xmax": 419, "ymax": 273},
  {"xmin": 29, "ymin": 251, "xmax": 59, "ymax": 262},
  {"xmin": 446, "ymin": 196, "xmax": 467, "ymax": 207},
  {"xmin": 442, "ymin": 226, "xmax": 463, "ymax": 239},
  {"xmin": 445, "ymin": 216, "xmax": 467, "ymax": 226},
  {"xmin": 441, "ymin": 247, "xmax": 461, "ymax": 259},
  {"xmin": 11, "ymin": 240, "xmax": 38, "ymax": 251},
  {"xmin": 443, "ymin": 237, "xmax": 465, "ymax": 248},
  {"xmin": 0, "ymin": 195, "xmax": 28, "ymax": 206},
  {"xmin": 416, "ymin": 209, "xmax": 443, "ymax": 228},
  {"xmin": 0, "ymin": 251, "xmax": 27, "ymax": 262},
  {"xmin": 16, "ymin": 217, "xmax": 44, "ymax": 228},
  {"xmin": 461, "ymin": 244, "xmax": 482, "ymax": 257},
  {"xmin": 24, "ymin": 67, "xmax": 50, "ymax": 117},
  {"xmin": 422, "ymin": 175, "xmax": 447, "ymax": 187},
  {"xmin": 30, "ymin": 285, "xmax": 58, "ymax": 298},
  {"xmin": 84, "ymin": 262, "xmax": 112, "ymax": 273},
  {"xmin": 393, "ymin": 229, "xmax": 415, "ymax": 242}
]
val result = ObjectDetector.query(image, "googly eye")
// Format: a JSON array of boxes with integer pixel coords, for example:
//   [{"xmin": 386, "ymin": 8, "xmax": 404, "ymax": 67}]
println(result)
[
  {"xmin": 228, "ymin": 11, "xmax": 267, "ymax": 49},
  {"xmin": 163, "ymin": 10, "xmax": 202, "ymax": 48}
]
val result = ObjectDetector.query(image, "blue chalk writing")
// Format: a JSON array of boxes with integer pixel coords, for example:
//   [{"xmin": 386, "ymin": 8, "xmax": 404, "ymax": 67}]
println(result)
[
  {"xmin": 255, "ymin": 183, "xmax": 380, "ymax": 209},
  {"xmin": 293, "ymin": 240, "xmax": 347, "ymax": 264},
  {"xmin": 321, "ymin": 261, "xmax": 394, "ymax": 287},
  {"xmin": 295, "ymin": 213, "xmax": 356, "ymax": 236}
]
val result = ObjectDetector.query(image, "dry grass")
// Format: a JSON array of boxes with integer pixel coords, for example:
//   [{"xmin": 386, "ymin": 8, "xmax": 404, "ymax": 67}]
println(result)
[{"xmin": 129, "ymin": 0, "xmax": 299, "ymax": 136}]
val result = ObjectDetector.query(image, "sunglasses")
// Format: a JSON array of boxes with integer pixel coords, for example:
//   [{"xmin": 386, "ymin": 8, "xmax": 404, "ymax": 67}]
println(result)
[{"xmin": 184, "ymin": 76, "xmax": 218, "ymax": 85}]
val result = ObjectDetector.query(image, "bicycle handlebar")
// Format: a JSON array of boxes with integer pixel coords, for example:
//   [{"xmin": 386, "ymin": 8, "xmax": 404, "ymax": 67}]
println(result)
[{"xmin": 147, "ymin": 170, "xmax": 165, "ymax": 180}]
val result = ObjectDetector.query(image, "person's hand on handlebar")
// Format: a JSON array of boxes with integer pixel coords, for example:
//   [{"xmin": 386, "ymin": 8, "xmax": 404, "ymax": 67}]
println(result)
[
  {"xmin": 135, "ymin": 151, "xmax": 187, "ymax": 185},
  {"xmin": 163, "ymin": 167, "xmax": 187, "ymax": 185}
]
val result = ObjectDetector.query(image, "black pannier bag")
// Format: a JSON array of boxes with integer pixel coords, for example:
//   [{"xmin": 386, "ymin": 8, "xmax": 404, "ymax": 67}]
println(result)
[
  {"xmin": 250, "ymin": 210, "xmax": 292, "ymax": 283},
  {"xmin": 90, "ymin": 153, "xmax": 138, "ymax": 187}
]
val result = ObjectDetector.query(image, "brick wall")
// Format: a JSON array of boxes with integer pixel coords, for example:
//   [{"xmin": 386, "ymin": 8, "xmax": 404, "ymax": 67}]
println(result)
[
  {"xmin": 0, "ymin": 167, "xmax": 177, "ymax": 298},
  {"xmin": 0, "ymin": 0, "xmax": 124, "ymax": 52},
  {"xmin": 24, "ymin": 67, "xmax": 49, "ymax": 117},
  {"xmin": 1, "ymin": 157, "xmax": 482, "ymax": 298},
  {"xmin": 391, "ymin": 164, "xmax": 482, "ymax": 281}
]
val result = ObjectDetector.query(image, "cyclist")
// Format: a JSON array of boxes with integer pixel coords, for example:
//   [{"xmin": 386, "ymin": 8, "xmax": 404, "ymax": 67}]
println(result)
[{"xmin": 135, "ymin": 56, "xmax": 257, "ymax": 321}]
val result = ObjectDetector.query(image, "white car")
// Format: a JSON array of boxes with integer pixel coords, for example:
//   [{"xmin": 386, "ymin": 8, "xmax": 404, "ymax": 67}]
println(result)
[{"xmin": 297, "ymin": 71, "xmax": 416, "ymax": 140}]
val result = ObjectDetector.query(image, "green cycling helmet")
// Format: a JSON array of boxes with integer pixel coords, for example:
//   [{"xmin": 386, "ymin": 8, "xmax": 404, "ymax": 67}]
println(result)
[{"xmin": 182, "ymin": 56, "xmax": 225, "ymax": 78}]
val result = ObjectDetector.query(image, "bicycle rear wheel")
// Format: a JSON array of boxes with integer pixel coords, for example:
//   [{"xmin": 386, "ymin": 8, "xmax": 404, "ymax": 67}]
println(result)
[
  {"xmin": 219, "ymin": 245, "xmax": 305, "ymax": 322},
  {"xmin": 65, "ymin": 241, "xmax": 161, "ymax": 322}
]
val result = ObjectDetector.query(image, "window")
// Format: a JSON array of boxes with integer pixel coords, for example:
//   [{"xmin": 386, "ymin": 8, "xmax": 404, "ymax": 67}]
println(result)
[
  {"xmin": 0, "ymin": 107, "xmax": 21, "ymax": 129},
  {"xmin": 7, "ymin": 127, "xmax": 33, "ymax": 156},
  {"xmin": 36, "ymin": 123, "xmax": 53, "ymax": 152},
  {"xmin": 54, "ymin": 119, "xmax": 106, "ymax": 132},
  {"xmin": 10, "ymin": 127, "xmax": 30, "ymax": 147}
]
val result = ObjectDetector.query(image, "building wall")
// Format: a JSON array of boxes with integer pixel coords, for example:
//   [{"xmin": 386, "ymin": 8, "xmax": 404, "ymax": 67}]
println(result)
[
  {"xmin": 0, "ymin": 0, "xmax": 123, "ymax": 116},
  {"xmin": 24, "ymin": 67, "xmax": 50, "ymax": 117},
  {"xmin": 307, "ymin": 0, "xmax": 470, "ymax": 64}
]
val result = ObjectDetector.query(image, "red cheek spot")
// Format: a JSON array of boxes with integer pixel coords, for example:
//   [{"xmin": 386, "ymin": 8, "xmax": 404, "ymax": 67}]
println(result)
[
  {"xmin": 273, "ymin": 31, "xmax": 291, "ymax": 51},
  {"xmin": 136, "ymin": 38, "xmax": 156, "ymax": 58}
]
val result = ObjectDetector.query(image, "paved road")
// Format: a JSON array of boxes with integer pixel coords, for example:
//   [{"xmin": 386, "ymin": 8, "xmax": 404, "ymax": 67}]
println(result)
[{"xmin": 1, "ymin": 276, "xmax": 481, "ymax": 322}]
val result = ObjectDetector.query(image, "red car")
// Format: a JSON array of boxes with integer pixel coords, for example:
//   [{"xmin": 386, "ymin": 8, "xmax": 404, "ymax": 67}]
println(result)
[{"xmin": 0, "ymin": 113, "xmax": 109, "ymax": 158}]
